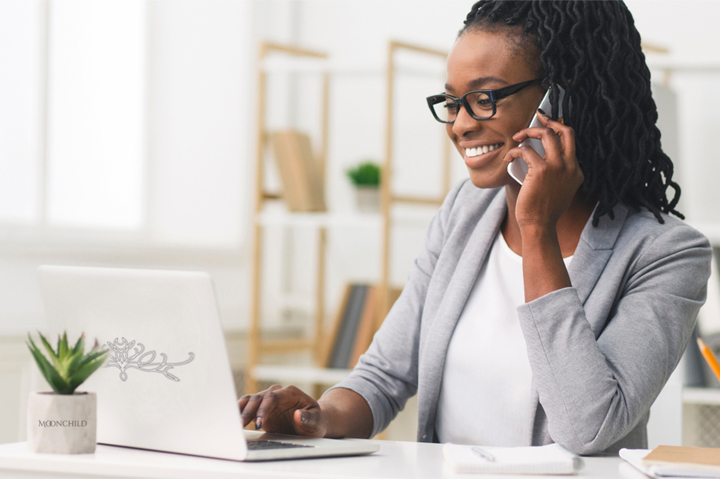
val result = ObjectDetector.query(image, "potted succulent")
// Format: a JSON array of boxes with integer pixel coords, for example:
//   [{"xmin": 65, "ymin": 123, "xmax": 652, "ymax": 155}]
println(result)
[
  {"xmin": 346, "ymin": 160, "xmax": 381, "ymax": 213},
  {"xmin": 26, "ymin": 331, "xmax": 108, "ymax": 454}
]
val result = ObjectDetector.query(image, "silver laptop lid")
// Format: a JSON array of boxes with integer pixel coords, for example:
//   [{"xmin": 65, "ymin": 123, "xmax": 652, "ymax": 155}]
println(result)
[{"xmin": 38, "ymin": 265, "xmax": 249, "ymax": 461}]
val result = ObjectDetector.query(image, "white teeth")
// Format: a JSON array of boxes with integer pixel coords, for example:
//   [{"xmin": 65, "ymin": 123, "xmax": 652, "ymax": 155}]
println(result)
[{"xmin": 465, "ymin": 143, "xmax": 502, "ymax": 158}]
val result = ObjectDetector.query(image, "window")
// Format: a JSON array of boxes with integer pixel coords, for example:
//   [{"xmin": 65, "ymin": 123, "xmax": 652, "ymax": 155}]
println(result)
[
  {"xmin": 46, "ymin": 0, "xmax": 146, "ymax": 229},
  {"xmin": 0, "ymin": 0, "xmax": 251, "ymax": 247}
]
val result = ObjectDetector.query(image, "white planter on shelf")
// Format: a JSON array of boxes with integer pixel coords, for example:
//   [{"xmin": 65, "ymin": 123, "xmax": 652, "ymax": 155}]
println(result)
[
  {"xmin": 27, "ymin": 392, "xmax": 97, "ymax": 454},
  {"xmin": 354, "ymin": 185, "xmax": 380, "ymax": 213}
]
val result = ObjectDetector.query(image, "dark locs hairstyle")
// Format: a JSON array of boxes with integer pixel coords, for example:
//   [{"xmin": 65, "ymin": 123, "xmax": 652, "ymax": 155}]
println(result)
[{"xmin": 462, "ymin": 0, "xmax": 682, "ymax": 225}]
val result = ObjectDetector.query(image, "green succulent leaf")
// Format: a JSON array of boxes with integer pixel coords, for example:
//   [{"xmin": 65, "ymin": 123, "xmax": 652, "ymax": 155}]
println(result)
[
  {"xmin": 27, "ymin": 331, "xmax": 108, "ymax": 395},
  {"xmin": 27, "ymin": 337, "xmax": 72, "ymax": 394},
  {"xmin": 38, "ymin": 333, "xmax": 61, "ymax": 371},
  {"xmin": 27, "ymin": 336, "xmax": 51, "ymax": 379},
  {"xmin": 66, "ymin": 349, "xmax": 87, "ymax": 377},
  {"xmin": 67, "ymin": 355, "xmax": 109, "ymax": 391},
  {"xmin": 59, "ymin": 331, "xmax": 69, "ymax": 358},
  {"xmin": 71, "ymin": 334, "xmax": 85, "ymax": 356},
  {"xmin": 75, "ymin": 348, "xmax": 109, "ymax": 371}
]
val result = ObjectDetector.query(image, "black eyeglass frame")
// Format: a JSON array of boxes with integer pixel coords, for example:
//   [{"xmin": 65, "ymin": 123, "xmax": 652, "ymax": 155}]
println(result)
[{"xmin": 426, "ymin": 78, "xmax": 543, "ymax": 123}]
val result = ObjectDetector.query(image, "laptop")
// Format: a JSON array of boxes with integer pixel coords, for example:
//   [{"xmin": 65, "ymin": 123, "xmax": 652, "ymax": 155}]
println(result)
[{"xmin": 37, "ymin": 265, "xmax": 379, "ymax": 461}]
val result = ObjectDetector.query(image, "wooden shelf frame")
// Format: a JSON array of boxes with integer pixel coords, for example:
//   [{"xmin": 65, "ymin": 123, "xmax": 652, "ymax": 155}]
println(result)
[
  {"xmin": 246, "ymin": 40, "xmax": 451, "ymax": 395},
  {"xmin": 378, "ymin": 40, "xmax": 451, "ymax": 317},
  {"xmin": 247, "ymin": 42, "xmax": 330, "ymax": 394}
]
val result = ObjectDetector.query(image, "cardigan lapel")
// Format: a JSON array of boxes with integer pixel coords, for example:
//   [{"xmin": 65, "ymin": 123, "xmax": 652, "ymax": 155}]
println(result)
[
  {"xmin": 417, "ymin": 190, "xmax": 508, "ymax": 440},
  {"xmin": 567, "ymin": 203, "xmax": 628, "ymax": 305}
]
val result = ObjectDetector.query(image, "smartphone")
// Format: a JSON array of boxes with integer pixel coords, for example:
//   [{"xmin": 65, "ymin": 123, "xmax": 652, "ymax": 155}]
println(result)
[{"xmin": 507, "ymin": 85, "xmax": 565, "ymax": 185}]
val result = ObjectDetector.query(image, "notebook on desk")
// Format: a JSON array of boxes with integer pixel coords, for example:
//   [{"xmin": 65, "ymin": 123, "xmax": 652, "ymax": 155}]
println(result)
[
  {"xmin": 443, "ymin": 443, "xmax": 583, "ymax": 475},
  {"xmin": 37, "ymin": 265, "xmax": 379, "ymax": 461}
]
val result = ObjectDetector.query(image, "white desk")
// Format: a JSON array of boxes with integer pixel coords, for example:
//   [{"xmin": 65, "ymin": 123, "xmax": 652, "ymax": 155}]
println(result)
[{"xmin": 0, "ymin": 440, "xmax": 636, "ymax": 479}]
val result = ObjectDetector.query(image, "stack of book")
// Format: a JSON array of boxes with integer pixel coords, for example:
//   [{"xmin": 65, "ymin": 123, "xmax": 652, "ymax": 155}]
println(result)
[
  {"xmin": 621, "ymin": 446, "xmax": 720, "ymax": 478},
  {"xmin": 322, "ymin": 284, "xmax": 402, "ymax": 369},
  {"xmin": 270, "ymin": 130, "xmax": 326, "ymax": 212}
]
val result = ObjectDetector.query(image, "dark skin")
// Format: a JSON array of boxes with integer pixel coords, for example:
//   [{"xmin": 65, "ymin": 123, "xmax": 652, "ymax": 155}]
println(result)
[{"xmin": 239, "ymin": 27, "xmax": 595, "ymax": 438}]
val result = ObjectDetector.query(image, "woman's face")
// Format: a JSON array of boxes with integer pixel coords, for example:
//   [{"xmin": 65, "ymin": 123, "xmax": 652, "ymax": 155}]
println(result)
[{"xmin": 445, "ymin": 29, "xmax": 545, "ymax": 188}]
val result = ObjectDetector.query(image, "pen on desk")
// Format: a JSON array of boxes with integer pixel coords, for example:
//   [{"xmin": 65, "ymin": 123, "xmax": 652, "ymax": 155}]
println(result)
[
  {"xmin": 471, "ymin": 447, "xmax": 495, "ymax": 462},
  {"xmin": 697, "ymin": 337, "xmax": 720, "ymax": 383}
]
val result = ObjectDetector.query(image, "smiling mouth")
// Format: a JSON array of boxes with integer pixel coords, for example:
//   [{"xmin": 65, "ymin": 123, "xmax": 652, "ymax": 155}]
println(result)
[{"xmin": 465, "ymin": 143, "xmax": 503, "ymax": 158}]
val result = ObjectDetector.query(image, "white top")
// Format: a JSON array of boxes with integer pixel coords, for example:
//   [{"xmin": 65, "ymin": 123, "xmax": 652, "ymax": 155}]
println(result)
[{"xmin": 435, "ymin": 231, "xmax": 572, "ymax": 446}]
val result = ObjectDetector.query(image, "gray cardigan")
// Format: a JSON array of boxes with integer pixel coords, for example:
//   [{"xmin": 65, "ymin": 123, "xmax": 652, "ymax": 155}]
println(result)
[{"xmin": 332, "ymin": 180, "xmax": 711, "ymax": 455}]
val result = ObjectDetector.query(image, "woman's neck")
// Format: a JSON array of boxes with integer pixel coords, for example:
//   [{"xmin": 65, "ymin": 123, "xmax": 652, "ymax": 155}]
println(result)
[{"xmin": 501, "ymin": 183, "xmax": 595, "ymax": 258}]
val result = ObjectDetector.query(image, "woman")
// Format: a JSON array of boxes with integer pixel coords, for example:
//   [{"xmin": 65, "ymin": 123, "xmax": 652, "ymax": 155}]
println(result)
[{"xmin": 240, "ymin": 0, "xmax": 711, "ymax": 455}]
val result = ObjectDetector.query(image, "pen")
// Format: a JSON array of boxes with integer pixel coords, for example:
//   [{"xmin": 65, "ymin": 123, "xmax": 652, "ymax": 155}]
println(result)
[
  {"xmin": 697, "ymin": 337, "xmax": 720, "ymax": 383},
  {"xmin": 471, "ymin": 447, "xmax": 496, "ymax": 462}
]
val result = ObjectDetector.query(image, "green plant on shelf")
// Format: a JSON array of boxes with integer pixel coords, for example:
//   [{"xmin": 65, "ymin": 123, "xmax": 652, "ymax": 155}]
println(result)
[
  {"xmin": 27, "ymin": 331, "xmax": 109, "ymax": 395},
  {"xmin": 346, "ymin": 161, "xmax": 381, "ymax": 187}
]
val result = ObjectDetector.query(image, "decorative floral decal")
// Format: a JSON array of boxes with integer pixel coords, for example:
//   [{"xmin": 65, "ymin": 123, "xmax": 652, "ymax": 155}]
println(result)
[{"xmin": 104, "ymin": 337, "xmax": 194, "ymax": 382}]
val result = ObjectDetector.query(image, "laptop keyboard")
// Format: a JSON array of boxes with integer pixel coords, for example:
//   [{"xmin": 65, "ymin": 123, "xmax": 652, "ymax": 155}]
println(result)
[{"xmin": 246, "ymin": 440, "xmax": 315, "ymax": 450}]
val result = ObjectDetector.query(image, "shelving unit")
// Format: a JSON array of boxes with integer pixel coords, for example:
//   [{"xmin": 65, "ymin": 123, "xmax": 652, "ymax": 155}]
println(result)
[
  {"xmin": 682, "ymin": 387, "xmax": 720, "ymax": 447},
  {"xmin": 246, "ymin": 42, "xmax": 331, "ymax": 395},
  {"xmin": 378, "ymin": 40, "xmax": 451, "ymax": 316},
  {"xmin": 245, "ymin": 40, "xmax": 451, "ymax": 396},
  {"xmin": 684, "ymin": 387, "xmax": 720, "ymax": 405},
  {"xmin": 256, "ymin": 209, "xmax": 439, "ymax": 230},
  {"xmin": 253, "ymin": 365, "xmax": 351, "ymax": 386}
]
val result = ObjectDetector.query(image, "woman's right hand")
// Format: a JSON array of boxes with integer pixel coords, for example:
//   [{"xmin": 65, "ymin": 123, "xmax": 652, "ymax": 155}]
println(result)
[{"xmin": 238, "ymin": 384, "xmax": 327, "ymax": 437}]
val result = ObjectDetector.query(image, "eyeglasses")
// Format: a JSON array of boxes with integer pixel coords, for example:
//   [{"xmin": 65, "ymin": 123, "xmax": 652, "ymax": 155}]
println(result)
[{"xmin": 426, "ymin": 78, "xmax": 543, "ymax": 123}]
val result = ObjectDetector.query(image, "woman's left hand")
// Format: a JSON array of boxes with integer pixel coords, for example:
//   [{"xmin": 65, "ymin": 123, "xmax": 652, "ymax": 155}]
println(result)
[{"xmin": 503, "ymin": 111, "xmax": 584, "ymax": 231}]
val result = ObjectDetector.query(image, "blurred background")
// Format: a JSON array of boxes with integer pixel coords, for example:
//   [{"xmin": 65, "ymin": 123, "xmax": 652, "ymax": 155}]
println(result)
[{"xmin": 1, "ymin": 0, "xmax": 720, "ymax": 448}]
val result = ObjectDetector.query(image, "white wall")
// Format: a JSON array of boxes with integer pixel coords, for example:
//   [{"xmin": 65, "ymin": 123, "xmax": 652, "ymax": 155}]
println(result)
[
  {"xmin": 146, "ymin": 0, "xmax": 251, "ymax": 246},
  {"xmin": 625, "ymin": 0, "xmax": 720, "ymax": 224},
  {"xmin": 0, "ymin": 0, "xmax": 43, "ymax": 224},
  {"xmin": 46, "ymin": 0, "xmax": 146, "ymax": 229}
]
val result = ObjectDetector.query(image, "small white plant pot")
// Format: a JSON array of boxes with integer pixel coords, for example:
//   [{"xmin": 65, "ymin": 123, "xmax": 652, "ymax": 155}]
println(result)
[
  {"xmin": 354, "ymin": 186, "xmax": 380, "ymax": 213},
  {"xmin": 27, "ymin": 392, "xmax": 97, "ymax": 454}
]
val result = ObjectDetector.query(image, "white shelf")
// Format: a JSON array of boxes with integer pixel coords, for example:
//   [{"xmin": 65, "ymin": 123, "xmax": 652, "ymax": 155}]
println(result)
[
  {"xmin": 252, "ymin": 365, "xmax": 351, "ymax": 385},
  {"xmin": 260, "ymin": 58, "xmax": 443, "ymax": 77},
  {"xmin": 257, "ymin": 211, "xmax": 381, "ymax": 229},
  {"xmin": 256, "ymin": 209, "xmax": 435, "ymax": 229},
  {"xmin": 263, "ymin": 57, "xmax": 720, "ymax": 76},
  {"xmin": 275, "ymin": 293, "xmax": 316, "ymax": 313},
  {"xmin": 261, "ymin": 58, "xmax": 380, "ymax": 75},
  {"xmin": 646, "ymin": 59, "xmax": 720, "ymax": 73},
  {"xmin": 683, "ymin": 387, "xmax": 720, "ymax": 405}
]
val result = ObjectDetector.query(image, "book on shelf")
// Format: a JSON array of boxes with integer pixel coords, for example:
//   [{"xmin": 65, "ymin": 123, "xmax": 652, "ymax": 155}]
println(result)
[
  {"xmin": 328, "ymin": 284, "xmax": 368, "ymax": 369},
  {"xmin": 270, "ymin": 129, "xmax": 326, "ymax": 212},
  {"xmin": 322, "ymin": 283, "xmax": 402, "ymax": 370},
  {"xmin": 349, "ymin": 286, "xmax": 378, "ymax": 368}
]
